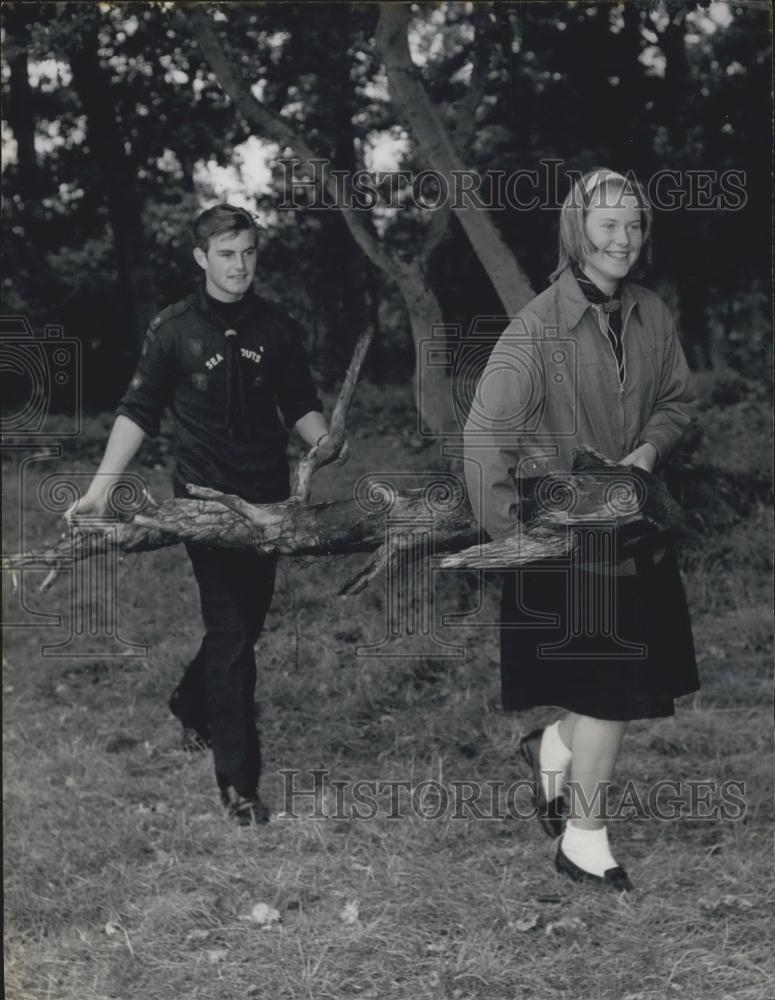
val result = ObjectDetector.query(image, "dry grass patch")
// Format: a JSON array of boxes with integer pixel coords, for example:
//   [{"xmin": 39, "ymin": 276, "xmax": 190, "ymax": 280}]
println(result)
[{"xmin": 4, "ymin": 389, "xmax": 774, "ymax": 1000}]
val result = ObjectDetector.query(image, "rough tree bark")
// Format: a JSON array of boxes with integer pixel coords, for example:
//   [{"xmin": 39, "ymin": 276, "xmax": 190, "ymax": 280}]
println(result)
[{"xmin": 6, "ymin": 448, "xmax": 686, "ymax": 599}]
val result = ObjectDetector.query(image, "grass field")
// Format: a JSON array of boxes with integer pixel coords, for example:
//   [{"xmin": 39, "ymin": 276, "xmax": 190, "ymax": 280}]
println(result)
[{"xmin": 3, "ymin": 376, "xmax": 773, "ymax": 1000}]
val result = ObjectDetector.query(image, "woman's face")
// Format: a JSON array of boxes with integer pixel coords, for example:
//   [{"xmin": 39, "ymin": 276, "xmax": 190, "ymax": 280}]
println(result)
[{"xmin": 582, "ymin": 190, "xmax": 644, "ymax": 294}]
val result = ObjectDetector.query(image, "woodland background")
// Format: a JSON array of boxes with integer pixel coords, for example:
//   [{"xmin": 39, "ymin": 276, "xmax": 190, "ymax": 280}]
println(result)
[
  {"xmin": 2, "ymin": 1, "xmax": 772, "ymax": 404},
  {"xmin": 2, "ymin": 4, "xmax": 773, "ymax": 1000}
]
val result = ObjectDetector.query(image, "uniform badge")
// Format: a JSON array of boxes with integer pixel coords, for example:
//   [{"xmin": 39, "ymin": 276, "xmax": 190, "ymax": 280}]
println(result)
[{"xmin": 240, "ymin": 345, "xmax": 265, "ymax": 366}]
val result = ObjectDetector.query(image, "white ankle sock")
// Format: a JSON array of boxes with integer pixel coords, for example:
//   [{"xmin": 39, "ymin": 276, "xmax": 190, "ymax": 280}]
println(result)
[
  {"xmin": 539, "ymin": 721, "xmax": 572, "ymax": 802},
  {"xmin": 561, "ymin": 821, "xmax": 618, "ymax": 877}
]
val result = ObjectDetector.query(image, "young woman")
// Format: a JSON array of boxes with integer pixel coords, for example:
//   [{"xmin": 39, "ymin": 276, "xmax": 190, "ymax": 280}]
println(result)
[{"xmin": 464, "ymin": 169, "xmax": 698, "ymax": 890}]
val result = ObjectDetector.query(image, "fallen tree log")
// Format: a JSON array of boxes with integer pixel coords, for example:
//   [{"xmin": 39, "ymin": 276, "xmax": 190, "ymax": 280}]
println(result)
[{"xmin": 4, "ymin": 446, "xmax": 686, "ymax": 596}]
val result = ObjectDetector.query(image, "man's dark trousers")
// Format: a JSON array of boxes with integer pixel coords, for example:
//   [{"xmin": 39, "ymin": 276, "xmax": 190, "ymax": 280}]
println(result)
[{"xmin": 170, "ymin": 542, "xmax": 278, "ymax": 796}]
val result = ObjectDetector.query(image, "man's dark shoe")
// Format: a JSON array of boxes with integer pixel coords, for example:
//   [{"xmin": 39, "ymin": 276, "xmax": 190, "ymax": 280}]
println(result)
[
  {"xmin": 221, "ymin": 786, "xmax": 270, "ymax": 826},
  {"xmin": 555, "ymin": 842, "xmax": 634, "ymax": 892},
  {"xmin": 520, "ymin": 727, "xmax": 566, "ymax": 839}
]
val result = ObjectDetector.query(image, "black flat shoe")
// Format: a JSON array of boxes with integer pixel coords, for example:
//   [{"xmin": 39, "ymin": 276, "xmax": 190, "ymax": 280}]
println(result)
[
  {"xmin": 520, "ymin": 728, "xmax": 566, "ymax": 839},
  {"xmin": 221, "ymin": 787, "xmax": 271, "ymax": 826},
  {"xmin": 555, "ymin": 842, "xmax": 633, "ymax": 892}
]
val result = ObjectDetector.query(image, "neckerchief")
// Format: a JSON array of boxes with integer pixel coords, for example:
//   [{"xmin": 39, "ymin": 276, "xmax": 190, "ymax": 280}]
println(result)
[
  {"xmin": 205, "ymin": 292, "xmax": 248, "ymax": 441},
  {"xmin": 571, "ymin": 262, "xmax": 625, "ymax": 385}
]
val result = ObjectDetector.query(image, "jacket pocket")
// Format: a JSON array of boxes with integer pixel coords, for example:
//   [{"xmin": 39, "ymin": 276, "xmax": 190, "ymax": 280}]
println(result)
[{"xmin": 629, "ymin": 331, "xmax": 658, "ymax": 359}]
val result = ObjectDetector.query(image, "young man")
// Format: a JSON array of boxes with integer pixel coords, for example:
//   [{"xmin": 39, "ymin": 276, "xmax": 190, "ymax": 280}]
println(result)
[{"xmin": 70, "ymin": 204, "xmax": 344, "ymax": 824}]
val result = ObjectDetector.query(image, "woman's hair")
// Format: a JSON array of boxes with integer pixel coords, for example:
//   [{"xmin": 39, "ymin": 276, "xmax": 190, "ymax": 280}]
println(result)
[
  {"xmin": 550, "ymin": 168, "xmax": 653, "ymax": 283},
  {"xmin": 193, "ymin": 204, "xmax": 262, "ymax": 254}
]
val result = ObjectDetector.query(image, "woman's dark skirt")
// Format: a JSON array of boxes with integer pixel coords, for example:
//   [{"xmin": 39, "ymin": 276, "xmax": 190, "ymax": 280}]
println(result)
[{"xmin": 500, "ymin": 545, "xmax": 699, "ymax": 721}]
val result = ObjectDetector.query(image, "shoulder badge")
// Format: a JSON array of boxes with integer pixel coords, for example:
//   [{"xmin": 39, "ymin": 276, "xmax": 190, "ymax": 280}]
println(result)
[{"xmin": 148, "ymin": 296, "xmax": 192, "ymax": 332}]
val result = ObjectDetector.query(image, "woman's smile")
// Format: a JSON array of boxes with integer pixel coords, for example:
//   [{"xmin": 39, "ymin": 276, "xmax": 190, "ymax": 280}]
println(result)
[{"xmin": 582, "ymin": 193, "xmax": 644, "ymax": 293}]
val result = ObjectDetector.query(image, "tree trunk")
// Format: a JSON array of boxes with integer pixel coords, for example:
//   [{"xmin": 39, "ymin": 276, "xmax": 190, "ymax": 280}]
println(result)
[
  {"xmin": 66, "ymin": 26, "xmax": 158, "ymax": 354},
  {"xmin": 394, "ymin": 262, "xmax": 458, "ymax": 436},
  {"xmin": 3, "ymin": 5, "xmax": 41, "ymax": 201},
  {"xmin": 376, "ymin": 4, "xmax": 535, "ymax": 317}
]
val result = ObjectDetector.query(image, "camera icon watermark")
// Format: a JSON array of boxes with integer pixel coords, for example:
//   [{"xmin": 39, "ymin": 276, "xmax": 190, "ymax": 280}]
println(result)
[
  {"xmin": 2, "ymin": 454, "xmax": 148, "ymax": 658},
  {"xmin": 418, "ymin": 315, "xmax": 578, "ymax": 440},
  {"xmin": 0, "ymin": 314, "xmax": 82, "ymax": 439}
]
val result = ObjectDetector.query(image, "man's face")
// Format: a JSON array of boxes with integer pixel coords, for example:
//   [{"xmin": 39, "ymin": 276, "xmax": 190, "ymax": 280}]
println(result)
[{"xmin": 194, "ymin": 229, "xmax": 257, "ymax": 302}]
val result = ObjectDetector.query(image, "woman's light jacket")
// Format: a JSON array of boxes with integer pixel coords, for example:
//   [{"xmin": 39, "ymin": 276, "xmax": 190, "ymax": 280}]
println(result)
[{"xmin": 464, "ymin": 266, "xmax": 698, "ymax": 541}]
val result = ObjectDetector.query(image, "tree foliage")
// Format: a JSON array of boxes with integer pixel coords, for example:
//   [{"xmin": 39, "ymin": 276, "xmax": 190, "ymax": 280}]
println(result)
[{"xmin": 1, "ymin": 1, "xmax": 771, "ymax": 412}]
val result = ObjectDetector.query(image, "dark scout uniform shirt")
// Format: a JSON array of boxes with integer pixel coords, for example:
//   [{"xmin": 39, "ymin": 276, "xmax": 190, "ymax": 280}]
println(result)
[{"xmin": 117, "ymin": 285, "xmax": 323, "ymax": 502}]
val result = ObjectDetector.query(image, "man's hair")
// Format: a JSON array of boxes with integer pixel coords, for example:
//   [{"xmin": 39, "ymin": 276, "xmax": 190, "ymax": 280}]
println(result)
[
  {"xmin": 550, "ymin": 168, "xmax": 653, "ymax": 283},
  {"xmin": 193, "ymin": 204, "xmax": 260, "ymax": 254}
]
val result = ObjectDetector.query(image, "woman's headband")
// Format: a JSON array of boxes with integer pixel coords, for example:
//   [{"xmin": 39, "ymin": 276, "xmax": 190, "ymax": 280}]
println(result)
[{"xmin": 579, "ymin": 170, "xmax": 633, "ymax": 208}]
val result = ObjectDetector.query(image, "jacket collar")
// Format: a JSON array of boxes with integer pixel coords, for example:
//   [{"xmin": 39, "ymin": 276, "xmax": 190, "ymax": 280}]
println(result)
[
  {"xmin": 193, "ymin": 282, "xmax": 257, "ymax": 327},
  {"xmin": 557, "ymin": 266, "xmax": 641, "ymax": 329}
]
